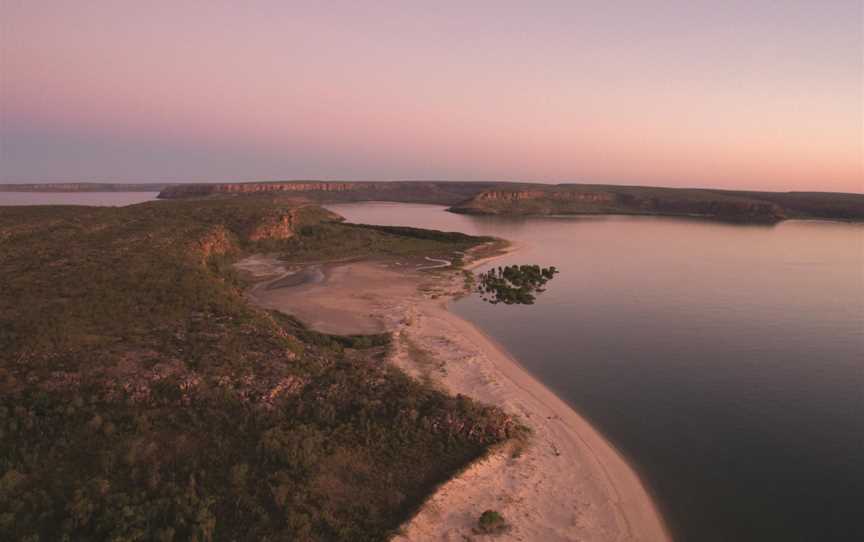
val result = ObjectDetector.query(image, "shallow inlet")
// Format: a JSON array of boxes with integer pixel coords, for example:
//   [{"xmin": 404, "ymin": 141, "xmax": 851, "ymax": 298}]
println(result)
[{"xmin": 324, "ymin": 201, "xmax": 864, "ymax": 542}]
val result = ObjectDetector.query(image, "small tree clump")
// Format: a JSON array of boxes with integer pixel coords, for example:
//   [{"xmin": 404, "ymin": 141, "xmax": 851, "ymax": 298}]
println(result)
[
  {"xmin": 476, "ymin": 509, "xmax": 510, "ymax": 535},
  {"xmin": 476, "ymin": 264, "xmax": 559, "ymax": 305}
]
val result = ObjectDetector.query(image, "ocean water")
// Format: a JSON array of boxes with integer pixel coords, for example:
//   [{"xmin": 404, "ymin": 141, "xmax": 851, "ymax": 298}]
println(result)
[
  {"xmin": 325, "ymin": 202, "xmax": 864, "ymax": 542},
  {"xmin": 0, "ymin": 192, "xmax": 160, "ymax": 206}
]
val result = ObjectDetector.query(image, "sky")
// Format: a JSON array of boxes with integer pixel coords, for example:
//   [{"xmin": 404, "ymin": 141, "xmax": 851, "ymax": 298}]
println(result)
[{"xmin": 1, "ymin": 0, "xmax": 861, "ymax": 192}]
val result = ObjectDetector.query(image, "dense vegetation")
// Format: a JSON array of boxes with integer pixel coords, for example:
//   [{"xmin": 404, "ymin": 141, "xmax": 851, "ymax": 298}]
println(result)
[
  {"xmin": 476, "ymin": 265, "xmax": 559, "ymax": 305},
  {"xmin": 0, "ymin": 198, "xmax": 519, "ymax": 541},
  {"xmin": 277, "ymin": 221, "xmax": 492, "ymax": 266}
]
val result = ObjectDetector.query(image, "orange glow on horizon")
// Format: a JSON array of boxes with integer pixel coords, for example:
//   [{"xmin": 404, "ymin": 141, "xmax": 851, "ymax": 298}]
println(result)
[{"xmin": 2, "ymin": 1, "xmax": 861, "ymax": 192}]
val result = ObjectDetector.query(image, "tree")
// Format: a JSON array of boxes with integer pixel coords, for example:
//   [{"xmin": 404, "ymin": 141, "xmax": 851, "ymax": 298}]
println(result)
[{"xmin": 476, "ymin": 509, "xmax": 510, "ymax": 535}]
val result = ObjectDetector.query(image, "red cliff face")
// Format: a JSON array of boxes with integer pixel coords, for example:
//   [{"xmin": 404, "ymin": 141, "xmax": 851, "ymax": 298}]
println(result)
[
  {"xmin": 156, "ymin": 181, "xmax": 505, "ymax": 205},
  {"xmin": 195, "ymin": 226, "xmax": 234, "ymax": 262},
  {"xmin": 474, "ymin": 190, "xmax": 549, "ymax": 201},
  {"xmin": 213, "ymin": 182, "xmax": 395, "ymax": 194},
  {"xmin": 474, "ymin": 190, "xmax": 615, "ymax": 203},
  {"xmin": 191, "ymin": 206, "xmax": 328, "ymax": 263},
  {"xmin": 159, "ymin": 182, "xmax": 397, "ymax": 199},
  {"xmin": 246, "ymin": 209, "xmax": 302, "ymax": 241}
]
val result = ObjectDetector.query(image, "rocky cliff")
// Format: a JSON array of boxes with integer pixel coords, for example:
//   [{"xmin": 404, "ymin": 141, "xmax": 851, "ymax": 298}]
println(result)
[
  {"xmin": 245, "ymin": 210, "xmax": 297, "ymax": 241},
  {"xmin": 157, "ymin": 180, "xmax": 507, "ymax": 205},
  {"xmin": 159, "ymin": 181, "xmax": 388, "ymax": 198},
  {"xmin": 186, "ymin": 200, "xmax": 342, "ymax": 264},
  {"xmin": 154, "ymin": 181, "xmax": 864, "ymax": 223}
]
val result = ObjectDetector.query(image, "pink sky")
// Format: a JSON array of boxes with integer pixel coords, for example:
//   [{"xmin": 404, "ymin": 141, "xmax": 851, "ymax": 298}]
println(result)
[{"xmin": 1, "ymin": 1, "xmax": 861, "ymax": 192}]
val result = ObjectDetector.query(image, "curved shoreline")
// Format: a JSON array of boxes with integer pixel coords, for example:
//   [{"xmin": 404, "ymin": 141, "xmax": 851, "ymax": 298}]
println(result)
[
  {"xmin": 425, "ymin": 299, "xmax": 671, "ymax": 541},
  {"xmin": 390, "ymin": 251, "xmax": 670, "ymax": 540},
  {"xmin": 450, "ymin": 243, "xmax": 672, "ymax": 539},
  {"xmin": 235, "ymin": 245, "xmax": 670, "ymax": 541}
]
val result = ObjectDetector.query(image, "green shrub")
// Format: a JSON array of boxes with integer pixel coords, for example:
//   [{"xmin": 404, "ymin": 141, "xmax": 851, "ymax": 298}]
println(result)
[{"xmin": 476, "ymin": 509, "xmax": 510, "ymax": 535}]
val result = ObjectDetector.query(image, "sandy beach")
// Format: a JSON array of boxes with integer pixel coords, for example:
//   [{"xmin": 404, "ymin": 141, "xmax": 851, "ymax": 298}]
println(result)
[{"xmin": 237, "ymin": 247, "xmax": 670, "ymax": 541}]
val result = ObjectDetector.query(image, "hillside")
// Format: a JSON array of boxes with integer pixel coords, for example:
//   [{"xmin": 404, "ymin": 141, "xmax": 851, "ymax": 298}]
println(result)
[
  {"xmin": 0, "ymin": 197, "xmax": 517, "ymax": 541},
  {"xmin": 449, "ymin": 184, "xmax": 864, "ymax": 222},
  {"xmin": 157, "ymin": 181, "xmax": 863, "ymax": 223}
]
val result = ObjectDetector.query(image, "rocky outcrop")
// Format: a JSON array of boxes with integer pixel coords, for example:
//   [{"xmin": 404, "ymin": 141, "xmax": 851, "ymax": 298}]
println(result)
[
  {"xmin": 187, "ymin": 203, "xmax": 340, "ymax": 263},
  {"xmin": 195, "ymin": 226, "xmax": 234, "ymax": 261},
  {"xmin": 246, "ymin": 208, "xmax": 303, "ymax": 241}
]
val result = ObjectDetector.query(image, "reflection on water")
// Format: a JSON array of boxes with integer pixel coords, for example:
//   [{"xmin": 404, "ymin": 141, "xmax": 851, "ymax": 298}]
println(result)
[{"xmin": 325, "ymin": 201, "xmax": 864, "ymax": 542}]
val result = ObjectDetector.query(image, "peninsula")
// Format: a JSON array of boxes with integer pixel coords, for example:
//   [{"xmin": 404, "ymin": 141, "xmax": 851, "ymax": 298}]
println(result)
[
  {"xmin": 0, "ymin": 198, "xmax": 517, "ymax": 540},
  {"xmin": 0, "ymin": 195, "xmax": 669, "ymax": 540}
]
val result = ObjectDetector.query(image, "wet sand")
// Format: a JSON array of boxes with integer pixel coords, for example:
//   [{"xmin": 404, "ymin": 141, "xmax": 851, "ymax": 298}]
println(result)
[{"xmin": 236, "ymin": 249, "xmax": 670, "ymax": 541}]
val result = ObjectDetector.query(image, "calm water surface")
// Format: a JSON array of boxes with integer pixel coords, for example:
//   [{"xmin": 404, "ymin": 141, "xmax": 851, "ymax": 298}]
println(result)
[
  {"xmin": 327, "ymin": 202, "xmax": 864, "ymax": 542},
  {"xmin": 0, "ymin": 192, "xmax": 159, "ymax": 206}
]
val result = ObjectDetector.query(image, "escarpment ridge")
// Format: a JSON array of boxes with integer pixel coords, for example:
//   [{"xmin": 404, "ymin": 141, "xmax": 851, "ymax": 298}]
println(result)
[
  {"xmin": 458, "ymin": 184, "xmax": 864, "ymax": 222},
  {"xmin": 156, "ymin": 180, "xmax": 863, "ymax": 222},
  {"xmin": 156, "ymin": 180, "xmax": 513, "ymax": 205},
  {"xmin": 449, "ymin": 185, "xmax": 793, "ymax": 222},
  {"xmin": 4, "ymin": 179, "xmax": 861, "ymax": 222}
]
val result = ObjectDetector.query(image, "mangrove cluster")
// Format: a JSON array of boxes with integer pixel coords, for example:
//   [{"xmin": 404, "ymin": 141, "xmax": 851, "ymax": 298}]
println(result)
[{"xmin": 476, "ymin": 264, "xmax": 559, "ymax": 305}]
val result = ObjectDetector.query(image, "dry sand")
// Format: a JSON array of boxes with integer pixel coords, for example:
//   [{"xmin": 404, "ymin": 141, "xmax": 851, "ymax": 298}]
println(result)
[{"xmin": 236, "ymin": 249, "xmax": 670, "ymax": 542}]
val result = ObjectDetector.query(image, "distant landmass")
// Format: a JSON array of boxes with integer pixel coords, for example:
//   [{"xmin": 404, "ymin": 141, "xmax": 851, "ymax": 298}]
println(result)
[
  {"xmin": 448, "ymin": 184, "xmax": 864, "ymax": 223},
  {"xmin": 3, "ymin": 180, "xmax": 862, "ymax": 222},
  {"xmin": 158, "ymin": 181, "xmax": 864, "ymax": 223},
  {"xmin": 0, "ymin": 182, "xmax": 174, "ymax": 192}
]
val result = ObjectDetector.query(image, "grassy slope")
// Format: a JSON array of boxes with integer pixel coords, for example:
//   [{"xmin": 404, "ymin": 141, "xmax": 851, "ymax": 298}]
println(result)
[{"xmin": 0, "ymin": 198, "xmax": 517, "ymax": 541}]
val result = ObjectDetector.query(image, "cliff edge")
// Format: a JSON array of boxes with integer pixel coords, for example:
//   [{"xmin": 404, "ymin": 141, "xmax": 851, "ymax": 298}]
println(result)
[{"xmin": 448, "ymin": 184, "xmax": 864, "ymax": 223}]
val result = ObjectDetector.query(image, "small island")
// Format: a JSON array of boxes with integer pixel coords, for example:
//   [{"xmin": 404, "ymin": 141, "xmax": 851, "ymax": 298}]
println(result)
[{"xmin": 476, "ymin": 264, "xmax": 560, "ymax": 305}]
